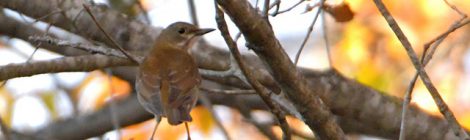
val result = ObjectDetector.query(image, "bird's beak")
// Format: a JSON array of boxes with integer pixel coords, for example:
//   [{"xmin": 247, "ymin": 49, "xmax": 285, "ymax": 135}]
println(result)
[{"xmin": 194, "ymin": 28, "xmax": 215, "ymax": 36}]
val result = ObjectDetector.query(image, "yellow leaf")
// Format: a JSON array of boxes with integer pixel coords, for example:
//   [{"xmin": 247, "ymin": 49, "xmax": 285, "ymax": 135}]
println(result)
[
  {"xmin": 39, "ymin": 91, "xmax": 58, "ymax": 120},
  {"xmin": 0, "ymin": 88, "xmax": 14, "ymax": 127},
  {"xmin": 191, "ymin": 106, "xmax": 214, "ymax": 135}
]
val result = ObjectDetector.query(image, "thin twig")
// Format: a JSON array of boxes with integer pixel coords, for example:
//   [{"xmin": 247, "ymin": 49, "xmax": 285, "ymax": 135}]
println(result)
[
  {"xmin": 372, "ymin": 0, "xmax": 470, "ymax": 139},
  {"xmin": 263, "ymin": 0, "xmax": 271, "ymax": 18},
  {"xmin": 200, "ymin": 55, "xmax": 250, "ymax": 86},
  {"xmin": 19, "ymin": 13, "xmax": 29, "ymax": 23},
  {"xmin": 214, "ymin": 3, "xmax": 291, "ymax": 140},
  {"xmin": 255, "ymin": 0, "xmax": 261, "ymax": 11},
  {"xmin": 187, "ymin": 0, "xmax": 199, "ymax": 26},
  {"xmin": 268, "ymin": 0, "xmax": 281, "ymax": 16},
  {"xmin": 29, "ymin": 36, "xmax": 144, "ymax": 61},
  {"xmin": 399, "ymin": 14, "xmax": 469, "ymax": 140},
  {"xmin": 235, "ymin": 97, "xmax": 277, "ymax": 140},
  {"xmin": 18, "ymin": 9, "xmax": 63, "ymax": 25},
  {"xmin": 443, "ymin": 0, "xmax": 466, "ymax": 18},
  {"xmin": 294, "ymin": 0, "xmax": 325, "ymax": 65},
  {"xmin": 424, "ymin": 19, "xmax": 470, "ymax": 51},
  {"xmin": 0, "ymin": 42, "xmax": 40, "ymax": 88},
  {"xmin": 82, "ymin": 4, "xmax": 140, "ymax": 64},
  {"xmin": 199, "ymin": 93, "xmax": 231, "ymax": 140},
  {"xmin": 150, "ymin": 116, "xmax": 162, "ymax": 140},
  {"xmin": 71, "ymin": 8, "xmax": 86, "ymax": 35},
  {"xmin": 58, "ymin": 9, "xmax": 83, "ymax": 36},
  {"xmin": 321, "ymin": 10, "xmax": 332, "ymax": 67},
  {"xmin": 273, "ymin": 0, "xmax": 280, "ymax": 16},
  {"xmin": 271, "ymin": 0, "xmax": 305, "ymax": 16},
  {"xmin": 200, "ymin": 87, "xmax": 256, "ymax": 95},
  {"xmin": 234, "ymin": 32, "xmax": 243, "ymax": 42}
]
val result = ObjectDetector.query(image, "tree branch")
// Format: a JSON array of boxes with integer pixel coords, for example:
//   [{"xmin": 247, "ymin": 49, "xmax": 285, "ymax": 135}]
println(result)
[
  {"xmin": 216, "ymin": 0, "xmax": 345, "ymax": 139},
  {"xmin": 33, "ymin": 95, "xmax": 150, "ymax": 140},
  {"xmin": 371, "ymin": 0, "xmax": 469, "ymax": 139},
  {"xmin": 0, "ymin": 55, "xmax": 133, "ymax": 81},
  {"xmin": 214, "ymin": 3, "xmax": 291, "ymax": 139}
]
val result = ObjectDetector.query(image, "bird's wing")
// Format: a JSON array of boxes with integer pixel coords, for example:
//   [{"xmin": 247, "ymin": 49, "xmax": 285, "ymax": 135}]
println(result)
[
  {"xmin": 136, "ymin": 70, "xmax": 164, "ymax": 115},
  {"xmin": 163, "ymin": 56, "xmax": 200, "ymax": 125},
  {"xmin": 167, "ymin": 59, "xmax": 201, "ymax": 108}
]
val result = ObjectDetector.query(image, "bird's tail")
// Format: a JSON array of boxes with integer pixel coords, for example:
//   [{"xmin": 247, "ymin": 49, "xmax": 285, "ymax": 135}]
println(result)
[{"xmin": 166, "ymin": 107, "xmax": 192, "ymax": 125}]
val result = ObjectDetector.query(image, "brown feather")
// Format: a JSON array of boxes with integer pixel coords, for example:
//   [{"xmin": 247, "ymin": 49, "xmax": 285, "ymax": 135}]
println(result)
[{"xmin": 136, "ymin": 22, "xmax": 212, "ymax": 126}]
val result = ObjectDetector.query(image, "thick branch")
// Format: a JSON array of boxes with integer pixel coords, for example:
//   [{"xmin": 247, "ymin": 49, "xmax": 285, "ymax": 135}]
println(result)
[
  {"xmin": 216, "ymin": 0, "xmax": 345, "ymax": 139},
  {"xmin": 30, "ymin": 93, "xmax": 268, "ymax": 140},
  {"xmin": 214, "ymin": 4, "xmax": 291, "ymax": 139},
  {"xmin": 0, "ymin": 55, "xmax": 133, "ymax": 81},
  {"xmin": 33, "ymin": 95, "xmax": 150, "ymax": 140}
]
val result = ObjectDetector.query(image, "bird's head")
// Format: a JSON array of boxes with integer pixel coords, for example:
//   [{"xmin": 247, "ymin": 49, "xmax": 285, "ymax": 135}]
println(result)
[{"xmin": 159, "ymin": 22, "xmax": 215, "ymax": 50}]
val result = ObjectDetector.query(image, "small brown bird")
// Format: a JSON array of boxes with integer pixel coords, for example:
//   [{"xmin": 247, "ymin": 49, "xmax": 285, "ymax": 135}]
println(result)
[{"xmin": 136, "ymin": 22, "xmax": 214, "ymax": 139}]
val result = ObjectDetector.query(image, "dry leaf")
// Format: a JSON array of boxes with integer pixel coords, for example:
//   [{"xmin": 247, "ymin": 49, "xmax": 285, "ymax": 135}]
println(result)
[{"xmin": 323, "ymin": 2, "xmax": 354, "ymax": 22}]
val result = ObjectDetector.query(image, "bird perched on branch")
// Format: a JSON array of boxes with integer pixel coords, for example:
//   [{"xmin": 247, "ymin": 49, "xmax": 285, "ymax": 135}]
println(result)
[{"xmin": 136, "ymin": 22, "xmax": 214, "ymax": 140}]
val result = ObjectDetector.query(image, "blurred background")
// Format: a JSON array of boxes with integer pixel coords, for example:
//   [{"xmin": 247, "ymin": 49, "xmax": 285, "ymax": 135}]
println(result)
[{"xmin": 1, "ymin": 0, "xmax": 470, "ymax": 139}]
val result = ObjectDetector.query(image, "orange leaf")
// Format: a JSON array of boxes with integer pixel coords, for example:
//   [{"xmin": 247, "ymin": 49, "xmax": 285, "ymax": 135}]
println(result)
[
  {"xmin": 191, "ymin": 106, "xmax": 214, "ymax": 135},
  {"xmin": 323, "ymin": 2, "xmax": 354, "ymax": 22}
]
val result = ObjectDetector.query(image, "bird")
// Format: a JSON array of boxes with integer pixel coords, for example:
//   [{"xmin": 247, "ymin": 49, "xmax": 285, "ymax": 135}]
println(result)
[{"xmin": 135, "ymin": 22, "xmax": 214, "ymax": 140}]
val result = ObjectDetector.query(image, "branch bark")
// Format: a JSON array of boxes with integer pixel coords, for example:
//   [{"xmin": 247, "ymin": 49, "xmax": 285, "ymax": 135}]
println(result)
[
  {"xmin": 0, "ymin": 55, "xmax": 133, "ymax": 81},
  {"xmin": 216, "ymin": 0, "xmax": 345, "ymax": 139},
  {"xmin": 214, "ymin": 4, "xmax": 292, "ymax": 139},
  {"xmin": 33, "ymin": 95, "xmax": 150, "ymax": 140},
  {"xmin": 0, "ymin": 10, "xmax": 87, "ymax": 56}
]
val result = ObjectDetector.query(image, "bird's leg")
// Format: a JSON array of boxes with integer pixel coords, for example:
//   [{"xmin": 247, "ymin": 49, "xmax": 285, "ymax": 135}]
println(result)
[
  {"xmin": 184, "ymin": 122, "xmax": 192, "ymax": 140},
  {"xmin": 150, "ymin": 116, "xmax": 162, "ymax": 140}
]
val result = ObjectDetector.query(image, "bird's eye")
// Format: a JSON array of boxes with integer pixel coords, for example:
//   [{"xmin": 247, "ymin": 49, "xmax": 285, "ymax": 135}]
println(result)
[{"xmin": 178, "ymin": 28, "xmax": 186, "ymax": 34}]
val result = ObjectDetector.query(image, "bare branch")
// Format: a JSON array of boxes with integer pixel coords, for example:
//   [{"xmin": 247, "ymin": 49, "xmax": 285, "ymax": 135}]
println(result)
[
  {"xmin": 29, "ymin": 36, "xmax": 144, "ymax": 61},
  {"xmin": 216, "ymin": 0, "xmax": 345, "ymax": 139},
  {"xmin": 294, "ymin": 0, "xmax": 325, "ymax": 65},
  {"xmin": 0, "ymin": 55, "xmax": 134, "ymax": 81},
  {"xmin": 321, "ymin": 11, "xmax": 332, "ymax": 67},
  {"xmin": 263, "ymin": 0, "xmax": 271, "ymax": 18},
  {"xmin": 443, "ymin": 0, "xmax": 467, "ymax": 18},
  {"xmin": 214, "ymin": 3, "xmax": 292, "ymax": 139},
  {"xmin": 372, "ymin": 0, "xmax": 469, "ymax": 139},
  {"xmin": 187, "ymin": 0, "xmax": 199, "ymax": 26},
  {"xmin": 82, "ymin": 4, "xmax": 139, "ymax": 64},
  {"xmin": 399, "ymin": 11, "xmax": 469, "ymax": 140},
  {"xmin": 268, "ymin": 0, "xmax": 281, "ymax": 16},
  {"xmin": 271, "ymin": 0, "xmax": 305, "ymax": 16},
  {"xmin": 200, "ymin": 87, "xmax": 256, "ymax": 95}
]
